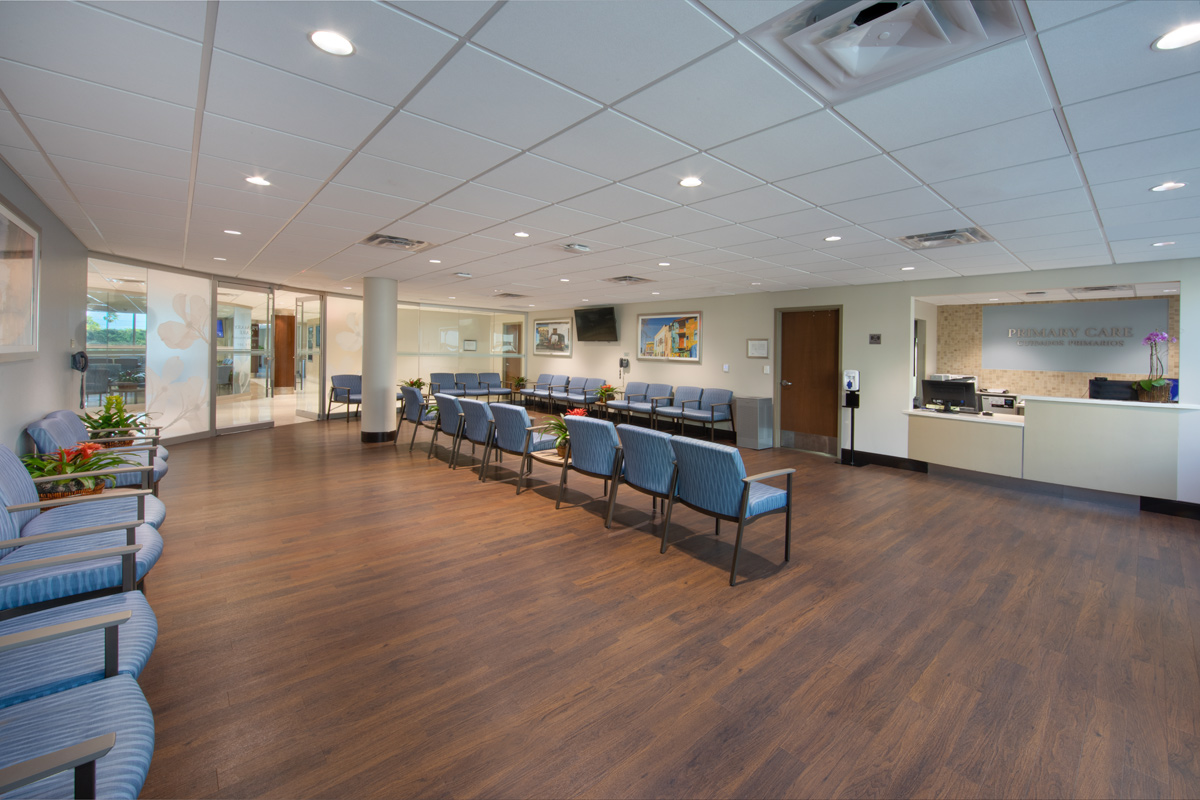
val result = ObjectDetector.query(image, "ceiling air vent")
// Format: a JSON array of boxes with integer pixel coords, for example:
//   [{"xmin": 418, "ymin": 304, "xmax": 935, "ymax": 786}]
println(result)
[
  {"xmin": 493, "ymin": 292, "xmax": 527, "ymax": 299},
  {"xmin": 603, "ymin": 275, "xmax": 654, "ymax": 285},
  {"xmin": 1070, "ymin": 285, "xmax": 1134, "ymax": 295},
  {"xmin": 1025, "ymin": 291, "xmax": 1047, "ymax": 296},
  {"xmin": 361, "ymin": 233, "xmax": 434, "ymax": 253},
  {"xmin": 562, "ymin": 243, "xmax": 592, "ymax": 253},
  {"xmin": 896, "ymin": 227, "xmax": 993, "ymax": 250}
]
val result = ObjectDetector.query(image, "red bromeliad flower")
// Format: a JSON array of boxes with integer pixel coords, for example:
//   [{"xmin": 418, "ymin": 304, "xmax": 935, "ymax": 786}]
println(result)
[{"xmin": 565, "ymin": 408, "xmax": 588, "ymax": 417}]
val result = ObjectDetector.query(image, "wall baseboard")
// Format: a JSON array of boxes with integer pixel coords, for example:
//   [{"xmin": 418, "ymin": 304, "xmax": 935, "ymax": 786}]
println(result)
[
  {"xmin": 1140, "ymin": 496, "xmax": 1200, "ymax": 521},
  {"xmin": 840, "ymin": 449, "xmax": 928, "ymax": 472}
]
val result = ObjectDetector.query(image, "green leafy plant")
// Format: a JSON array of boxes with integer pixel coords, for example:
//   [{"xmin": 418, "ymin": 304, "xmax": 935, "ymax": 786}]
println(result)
[
  {"xmin": 22, "ymin": 442, "xmax": 135, "ymax": 494},
  {"xmin": 402, "ymin": 378, "xmax": 427, "ymax": 389},
  {"xmin": 1133, "ymin": 330, "xmax": 1178, "ymax": 392},
  {"xmin": 596, "ymin": 384, "xmax": 617, "ymax": 401},
  {"xmin": 513, "ymin": 376, "xmax": 527, "ymax": 390},
  {"xmin": 544, "ymin": 408, "xmax": 587, "ymax": 447},
  {"xmin": 80, "ymin": 394, "xmax": 148, "ymax": 440}
]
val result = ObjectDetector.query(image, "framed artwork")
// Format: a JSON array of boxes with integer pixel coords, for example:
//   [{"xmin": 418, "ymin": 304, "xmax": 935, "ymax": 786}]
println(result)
[
  {"xmin": 534, "ymin": 319, "xmax": 571, "ymax": 356},
  {"xmin": 637, "ymin": 312, "xmax": 701, "ymax": 362},
  {"xmin": 463, "ymin": 339, "xmax": 477, "ymax": 352},
  {"xmin": 747, "ymin": 338, "xmax": 768, "ymax": 358},
  {"xmin": 0, "ymin": 197, "xmax": 40, "ymax": 359}
]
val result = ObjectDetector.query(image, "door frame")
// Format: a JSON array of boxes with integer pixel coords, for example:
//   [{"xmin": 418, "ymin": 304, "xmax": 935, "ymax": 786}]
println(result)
[{"xmin": 773, "ymin": 304, "xmax": 844, "ymax": 452}]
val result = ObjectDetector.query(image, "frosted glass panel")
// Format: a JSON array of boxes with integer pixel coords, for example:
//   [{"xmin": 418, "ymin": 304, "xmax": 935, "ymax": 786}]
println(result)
[
  {"xmin": 146, "ymin": 270, "xmax": 211, "ymax": 437},
  {"xmin": 327, "ymin": 296, "xmax": 363, "ymax": 382}
]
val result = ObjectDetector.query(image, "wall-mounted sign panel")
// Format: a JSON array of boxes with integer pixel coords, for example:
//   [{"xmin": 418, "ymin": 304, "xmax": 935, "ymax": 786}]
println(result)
[{"xmin": 982, "ymin": 298, "xmax": 1168, "ymax": 373}]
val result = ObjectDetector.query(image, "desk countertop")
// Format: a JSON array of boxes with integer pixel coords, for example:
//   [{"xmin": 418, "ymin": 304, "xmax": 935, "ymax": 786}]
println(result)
[
  {"xmin": 1022, "ymin": 396, "xmax": 1200, "ymax": 411},
  {"xmin": 904, "ymin": 409, "xmax": 1025, "ymax": 427}
]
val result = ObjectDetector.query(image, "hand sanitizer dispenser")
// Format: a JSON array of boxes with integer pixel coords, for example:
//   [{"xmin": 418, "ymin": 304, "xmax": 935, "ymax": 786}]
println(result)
[{"xmin": 844, "ymin": 370, "xmax": 860, "ymax": 391}]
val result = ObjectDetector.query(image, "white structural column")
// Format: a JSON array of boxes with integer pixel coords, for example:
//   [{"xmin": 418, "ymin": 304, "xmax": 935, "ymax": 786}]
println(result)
[{"xmin": 361, "ymin": 276, "xmax": 398, "ymax": 443}]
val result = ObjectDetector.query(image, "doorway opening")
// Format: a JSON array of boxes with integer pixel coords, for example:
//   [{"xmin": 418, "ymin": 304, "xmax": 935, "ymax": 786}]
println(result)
[{"xmin": 778, "ymin": 307, "xmax": 841, "ymax": 456}]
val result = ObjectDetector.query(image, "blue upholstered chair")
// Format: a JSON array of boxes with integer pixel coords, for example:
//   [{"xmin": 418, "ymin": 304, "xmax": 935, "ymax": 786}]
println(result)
[
  {"xmin": 682, "ymin": 388, "xmax": 736, "ymax": 441},
  {"xmin": 557, "ymin": 416, "xmax": 623, "ymax": 516},
  {"xmin": 665, "ymin": 437, "xmax": 794, "ymax": 586},
  {"xmin": 549, "ymin": 377, "xmax": 586, "ymax": 413},
  {"xmin": 428, "ymin": 393, "xmax": 465, "ymax": 468},
  {"xmin": 429, "ymin": 373, "xmax": 465, "ymax": 397},
  {"xmin": 329, "ymin": 374, "xmax": 362, "ymax": 422},
  {"xmin": 565, "ymin": 378, "xmax": 607, "ymax": 410},
  {"xmin": 606, "ymin": 425, "xmax": 678, "ymax": 528},
  {"xmin": 25, "ymin": 416, "xmax": 167, "ymax": 494},
  {"xmin": 625, "ymin": 383, "xmax": 673, "ymax": 426},
  {"xmin": 455, "ymin": 373, "xmax": 490, "ymax": 399},
  {"xmin": 517, "ymin": 374, "xmax": 552, "ymax": 407},
  {"xmin": 47, "ymin": 411, "xmax": 168, "ymax": 462},
  {"xmin": 0, "ymin": 672, "xmax": 154, "ymax": 799},
  {"xmin": 477, "ymin": 373, "xmax": 512, "ymax": 402},
  {"xmin": 483, "ymin": 404, "xmax": 557, "ymax": 493},
  {"xmin": 396, "ymin": 385, "xmax": 437, "ymax": 452},
  {"xmin": 602, "ymin": 382, "xmax": 646, "ymax": 424},
  {"xmin": 531, "ymin": 374, "xmax": 568, "ymax": 410},
  {"xmin": 454, "ymin": 399, "xmax": 495, "ymax": 473},
  {"xmin": 653, "ymin": 386, "xmax": 702, "ymax": 432}
]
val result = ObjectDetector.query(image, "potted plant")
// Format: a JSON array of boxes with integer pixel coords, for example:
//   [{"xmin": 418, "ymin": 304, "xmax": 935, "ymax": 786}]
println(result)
[
  {"xmin": 80, "ymin": 394, "xmax": 149, "ymax": 447},
  {"xmin": 402, "ymin": 378, "xmax": 426, "ymax": 389},
  {"xmin": 596, "ymin": 384, "xmax": 617, "ymax": 403},
  {"xmin": 513, "ymin": 376, "xmax": 527, "ymax": 390},
  {"xmin": 22, "ymin": 442, "xmax": 136, "ymax": 498},
  {"xmin": 1134, "ymin": 330, "xmax": 1177, "ymax": 402},
  {"xmin": 544, "ymin": 408, "xmax": 587, "ymax": 458}
]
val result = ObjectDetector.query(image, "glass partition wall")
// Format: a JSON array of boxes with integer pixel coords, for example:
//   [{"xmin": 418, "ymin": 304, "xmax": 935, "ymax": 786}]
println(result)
[
  {"xmin": 396, "ymin": 304, "xmax": 524, "ymax": 389},
  {"xmin": 214, "ymin": 282, "xmax": 273, "ymax": 431}
]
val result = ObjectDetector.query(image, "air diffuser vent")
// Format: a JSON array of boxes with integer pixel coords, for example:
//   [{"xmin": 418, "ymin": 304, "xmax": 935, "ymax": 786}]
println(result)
[
  {"xmin": 493, "ymin": 292, "xmax": 527, "ymax": 299},
  {"xmin": 1069, "ymin": 285, "xmax": 1134, "ymax": 295},
  {"xmin": 361, "ymin": 233, "xmax": 434, "ymax": 253},
  {"xmin": 602, "ymin": 275, "xmax": 654, "ymax": 285},
  {"xmin": 896, "ymin": 227, "xmax": 993, "ymax": 250},
  {"xmin": 562, "ymin": 243, "xmax": 592, "ymax": 253}
]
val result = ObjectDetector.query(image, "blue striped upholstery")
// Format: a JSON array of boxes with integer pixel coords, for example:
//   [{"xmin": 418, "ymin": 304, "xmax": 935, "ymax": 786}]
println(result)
[
  {"xmin": 329, "ymin": 374, "xmax": 362, "ymax": 402},
  {"xmin": 491, "ymin": 404, "xmax": 555, "ymax": 454},
  {"xmin": 47, "ymin": 411, "xmax": 168, "ymax": 461},
  {"xmin": 681, "ymin": 388, "xmax": 734, "ymax": 421},
  {"xmin": 0, "ymin": 591, "xmax": 156, "ymax": 709},
  {"xmin": 626, "ymin": 383, "xmax": 673, "ymax": 417},
  {"xmin": 478, "ymin": 373, "xmax": 511, "ymax": 399},
  {"xmin": 433, "ymin": 394, "xmax": 464, "ymax": 435},
  {"xmin": 563, "ymin": 377, "xmax": 605, "ymax": 406},
  {"xmin": 655, "ymin": 386, "xmax": 703, "ymax": 421},
  {"xmin": 603, "ymin": 382, "xmax": 647, "ymax": 415},
  {"xmin": 399, "ymin": 386, "xmax": 435, "ymax": 424},
  {"xmin": 670, "ymin": 437, "xmax": 786, "ymax": 518},
  {"xmin": 550, "ymin": 376, "xmax": 587, "ymax": 405},
  {"xmin": 0, "ymin": 526, "xmax": 163, "ymax": 611},
  {"xmin": 429, "ymin": 373, "xmax": 464, "ymax": 397},
  {"xmin": 616, "ymin": 425, "xmax": 676, "ymax": 496},
  {"xmin": 0, "ymin": 674, "xmax": 154, "ymax": 799},
  {"xmin": 563, "ymin": 416, "xmax": 621, "ymax": 477},
  {"xmin": 21, "ymin": 495, "xmax": 167, "ymax": 535},
  {"xmin": 458, "ymin": 399, "xmax": 494, "ymax": 446},
  {"xmin": 0, "ymin": 444, "xmax": 44, "ymax": 535},
  {"xmin": 518, "ymin": 374, "xmax": 553, "ymax": 400},
  {"xmin": 534, "ymin": 375, "xmax": 569, "ymax": 400},
  {"xmin": 456, "ymin": 373, "xmax": 490, "ymax": 398}
]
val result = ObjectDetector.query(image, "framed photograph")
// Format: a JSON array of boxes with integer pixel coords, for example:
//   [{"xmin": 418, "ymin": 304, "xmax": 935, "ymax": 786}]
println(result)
[
  {"xmin": 533, "ymin": 319, "xmax": 571, "ymax": 357},
  {"xmin": 0, "ymin": 197, "xmax": 40, "ymax": 360},
  {"xmin": 637, "ymin": 312, "xmax": 700, "ymax": 362},
  {"xmin": 463, "ymin": 339, "xmax": 477, "ymax": 352},
  {"xmin": 747, "ymin": 338, "xmax": 768, "ymax": 358}
]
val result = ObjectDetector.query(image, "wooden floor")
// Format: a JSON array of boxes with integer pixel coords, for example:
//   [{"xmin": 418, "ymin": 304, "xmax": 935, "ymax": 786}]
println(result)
[{"xmin": 138, "ymin": 420, "xmax": 1200, "ymax": 799}]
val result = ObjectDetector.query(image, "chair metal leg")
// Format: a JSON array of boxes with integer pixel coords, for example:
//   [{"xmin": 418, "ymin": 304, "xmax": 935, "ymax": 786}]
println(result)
[
  {"xmin": 428, "ymin": 427, "xmax": 439, "ymax": 459},
  {"xmin": 784, "ymin": 474, "xmax": 793, "ymax": 562},
  {"xmin": 449, "ymin": 429, "xmax": 463, "ymax": 469},
  {"xmin": 555, "ymin": 455, "xmax": 570, "ymax": 509},
  {"xmin": 409, "ymin": 420, "xmax": 420, "ymax": 451},
  {"xmin": 660, "ymin": 495, "xmax": 676, "ymax": 553},
  {"xmin": 517, "ymin": 452, "xmax": 529, "ymax": 495},
  {"xmin": 730, "ymin": 517, "xmax": 748, "ymax": 587},
  {"xmin": 479, "ymin": 441, "xmax": 492, "ymax": 482},
  {"xmin": 605, "ymin": 477, "xmax": 620, "ymax": 529},
  {"xmin": 715, "ymin": 519, "xmax": 720, "ymax": 537}
]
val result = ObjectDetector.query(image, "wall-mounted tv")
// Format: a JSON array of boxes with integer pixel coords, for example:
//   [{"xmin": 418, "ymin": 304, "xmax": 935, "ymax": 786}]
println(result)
[{"xmin": 574, "ymin": 306, "xmax": 618, "ymax": 342}]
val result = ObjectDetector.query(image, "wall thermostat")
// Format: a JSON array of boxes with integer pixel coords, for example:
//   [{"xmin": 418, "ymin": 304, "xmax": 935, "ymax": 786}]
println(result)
[{"xmin": 844, "ymin": 369, "xmax": 860, "ymax": 391}]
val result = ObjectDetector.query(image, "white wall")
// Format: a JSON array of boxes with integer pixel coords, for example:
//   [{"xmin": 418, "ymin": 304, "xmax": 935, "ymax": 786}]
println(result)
[
  {"xmin": 0, "ymin": 159, "xmax": 87, "ymax": 451},
  {"xmin": 530, "ymin": 258, "xmax": 1198, "ymax": 459}
]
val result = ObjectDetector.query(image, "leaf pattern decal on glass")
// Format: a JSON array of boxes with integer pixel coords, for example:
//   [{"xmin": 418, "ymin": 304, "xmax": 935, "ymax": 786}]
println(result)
[
  {"xmin": 157, "ymin": 293, "xmax": 210, "ymax": 349},
  {"xmin": 335, "ymin": 311, "xmax": 362, "ymax": 353}
]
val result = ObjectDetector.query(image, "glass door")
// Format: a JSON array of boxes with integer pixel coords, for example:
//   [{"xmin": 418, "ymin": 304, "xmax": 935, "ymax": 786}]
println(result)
[
  {"xmin": 295, "ymin": 295, "xmax": 322, "ymax": 419},
  {"xmin": 215, "ymin": 282, "xmax": 274, "ymax": 431}
]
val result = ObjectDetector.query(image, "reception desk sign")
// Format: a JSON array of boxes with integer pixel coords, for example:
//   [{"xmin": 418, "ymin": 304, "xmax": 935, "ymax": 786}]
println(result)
[{"xmin": 982, "ymin": 298, "xmax": 1168, "ymax": 372}]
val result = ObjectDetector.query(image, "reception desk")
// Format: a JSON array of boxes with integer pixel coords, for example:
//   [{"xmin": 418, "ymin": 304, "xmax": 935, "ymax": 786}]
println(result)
[{"xmin": 907, "ymin": 397, "xmax": 1200, "ymax": 502}]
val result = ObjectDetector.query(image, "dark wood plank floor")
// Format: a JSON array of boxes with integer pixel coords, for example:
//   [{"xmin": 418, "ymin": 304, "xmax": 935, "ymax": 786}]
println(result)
[{"xmin": 138, "ymin": 420, "xmax": 1200, "ymax": 799}]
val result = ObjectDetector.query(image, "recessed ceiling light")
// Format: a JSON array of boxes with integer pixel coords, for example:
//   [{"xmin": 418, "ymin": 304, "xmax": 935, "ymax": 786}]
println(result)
[
  {"xmin": 901, "ymin": 266, "xmax": 916, "ymax": 271},
  {"xmin": 224, "ymin": 230, "xmax": 241, "ymax": 235},
  {"xmin": 652, "ymin": 291, "xmax": 660, "ymax": 295},
  {"xmin": 1151, "ymin": 181, "xmax": 1186, "ymax": 192},
  {"xmin": 1153, "ymin": 241, "xmax": 1176, "ymax": 247},
  {"xmin": 343, "ymin": 286, "xmax": 351, "ymax": 290},
  {"xmin": 245, "ymin": 176, "xmax": 271, "ymax": 186},
  {"xmin": 989, "ymin": 298, "xmax": 1000, "ymax": 301},
  {"xmin": 658, "ymin": 262, "xmax": 670, "ymax": 267},
  {"xmin": 310, "ymin": 30, "xmax": 354, "ymax": 56},
  {"xmin": 751, "ymin": 282, "xmax": 762, "ymax": 286},
  {"xmin": 454, "ymin": 272, "xmax": 472, "ymax": 278},
  {"xmin": 449, "ymin": 296, "xmax": 456, "ymax": 300},
  {"xmin": 679, "ymin": 177, "xmax": 702, "ymax": 188},
  {"xmin": 213, "ymin": 257, "xmax": 227, "ymax": 261},
  {"xmin": 582, "ymin": 299, "xmax": 589, "ymax": 302},
  {"xmin": 514, "ymin": 231, "xmax": 530, "ymax": 238},
  {"xmin": 429, "ymin": 259, "xmax": 441, "ymax": 264},
  {"xmin": 824, "ymin": 235, "xmax": 842, "ymax": 242},
  {"xmin": 528, "ymin": 304, "xmax": 535, "ymax": 307},
  {"xmin": 1153, "ymin": 22, "xmax": 1200, "ymax": 50},
  {"xmin": 1165, "ymin": 289, "xmax": 1178, "ymax": 293},
  {"xmin": 560, "ymin": 278, "xmax": 570, "ymax": 282}
]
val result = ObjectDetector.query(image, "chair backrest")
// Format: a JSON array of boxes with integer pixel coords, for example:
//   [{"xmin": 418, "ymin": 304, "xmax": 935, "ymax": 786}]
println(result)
[
  {"xmin": 526, "ymin": 374, "xmax": 552, "ymax": 390},
  {"xmin": 699, "ymin": 388, "xmax": 734, "ymax": 412},
  {"xmin": 670, "ymin": 436, "xmax": 747, "ymax": 519},
  {"xmin": 490, "ymin": 403, "xmax": 534, "ymax": 453},
  {"xmin": 478, "ymin": 372, "xmax": 504, "ymax": 389},
  {"xmin": 551, "ymin": 374, "xmax": 570, "ymax": 388},
  {"xmin": 458, "ymin": 398, "xmax": 494, "ymax": 445},
  {"xmin": 400, "ymin": 385, "xmax": 426, "ymax": 423},
  {"xmin": 433, "ymin": 393, "xmax": 464, "ymax": 433},
  {"xmin": 621, "ymin": 382, "xmax": 649, "ymax": 401},
  {"xmin": 644, "ymin": 383, "xmax": 673, "ymax": 403},
  {"xmin": 217, "ymin": 364, "xmax": 233, "ymax": 385},
  {"xmin": 25, "ymin": 416, "xmax": 79, "ymax": 454},
  {"xmin": 562, "ymin": 376, "xmax": 587, "ymax": 393},
  {"xmin": 0, "ymin": 444, "xmax": 41, "ymax": 537},
  {"xmin": 617, "ymin": 424, "xmax": 676, "ymax": 496},
  {"xmin": 564, "ymin": 416, "xmax": 620, "ymax": 475},
  {"xmin": 583, "ymin": 378, "xmax": 606, "ymax": 392},
  {"xmin": 330, "ymin": 374, "xmax": 361, "ymax": 399},
  {"xmin": 668, "ymin": 386, "xmax": 703, "ymax": 409},
  {"xmin": 429, "ymin": 373, "xmax": 456, "ymax": 393},
  {"xmin": 47, "ymin": 410, "xmax": 92, "ymax": 442},
  {"xmin": 85, "ymin": 364, "xmax": 115, "ymax": 394},
  {"xmin": 455, "ymin": 373, "xmax": 482, "ymax": 390}
]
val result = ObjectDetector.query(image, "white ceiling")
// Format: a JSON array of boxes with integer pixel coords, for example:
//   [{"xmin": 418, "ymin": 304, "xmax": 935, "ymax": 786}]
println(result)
[{"xmin": 2, "ymin": 0, "xmax": 1198, "ymax": 311}]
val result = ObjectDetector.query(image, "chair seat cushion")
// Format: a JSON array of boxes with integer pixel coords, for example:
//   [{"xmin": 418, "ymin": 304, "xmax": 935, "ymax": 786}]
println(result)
[
  {"xmin": 656, "ymin": 407, "xmax": 686, "ymax": 419},
  {"xmin": 488, "ymin": 388, "xmax": 512, "ymax": 396},
  {"xmin": 463, "ymin": 389, "xmax": 491, "ymax": 397},
  {"xmin": 625, "ymin": 402, "xmax": 655, "ymax": 414},
  {"xmin": 529, "ymin": 432, "xmax": 557, "ymax": 452},
  {"xmin": 682, "ymin": 409, "xmax": 732, "ymax": 422},
  {"xmin": 0, "ymin": 591, "xmax": 157, "ymax": 709},
  {"xmin": 747, "ymin": 482, "xmax": 788, "ymax": 517},
  {"xmin": 437, "ymin": 389, "xmax": 465, "ymax": 397},
  {"xmin": 105, "ymin": 452, "xmax": 167, "ymax": 488},
  {"xmin": 23, "ymin": 494, "xmax": 167, "ymax": 533},
  {"xmin": 0, "ymin": 527, "xmax": 163, "ymax": 611},
  {"xmin": 0, "ymin": 673, "xmax": 154, "ymax": 800},
  {"xmin": 604, "ymin": 400, "xmax": 633, "ymax": 411}
]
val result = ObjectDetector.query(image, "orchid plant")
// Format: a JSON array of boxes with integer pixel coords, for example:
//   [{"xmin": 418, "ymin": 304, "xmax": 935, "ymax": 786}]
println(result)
[{"xmin": 1134, "ymin": 330, "xmax": 1177, "ymax": 392}]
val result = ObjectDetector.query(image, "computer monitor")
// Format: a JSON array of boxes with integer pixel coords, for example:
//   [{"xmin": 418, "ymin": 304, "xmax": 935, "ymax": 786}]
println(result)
[
  {"xmin": 922, "ymin": 379, "xmax": 976, "ymax": 413},
  {"xmin": 1088, "ymin": 378, "xmax": 1137, "ymax": 401}
]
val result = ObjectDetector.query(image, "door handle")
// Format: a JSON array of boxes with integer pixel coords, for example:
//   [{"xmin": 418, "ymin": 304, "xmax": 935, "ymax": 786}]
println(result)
[{"xmin": 780, "ymin": 380, "xmax": 792, "ymax": 387}]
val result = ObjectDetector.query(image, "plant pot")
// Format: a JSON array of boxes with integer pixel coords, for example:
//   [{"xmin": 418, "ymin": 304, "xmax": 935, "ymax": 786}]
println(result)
[
  {"xmin": 556, "ymin": 444, "xmax": 568, "ymax": 459},
  {"xmin": 98, "ymin": 438, "xmax": 134, "ymax": 449},
  {"xmin": 37, "ymin": 481, "xmax": 104, "ymax": 500},
  {"xmin": 1137, "ymin": 384, "xmax": 1172, "ymax": 403}
]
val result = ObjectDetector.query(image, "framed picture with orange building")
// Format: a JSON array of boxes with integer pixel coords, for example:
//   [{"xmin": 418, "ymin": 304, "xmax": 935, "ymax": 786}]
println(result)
[{"xmin": 637, "ymin": 312, "xmax": 700, "ymax": 362}]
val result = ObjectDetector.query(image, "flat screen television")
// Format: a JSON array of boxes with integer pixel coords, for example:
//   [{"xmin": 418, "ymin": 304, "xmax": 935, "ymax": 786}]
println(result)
[
  {"xmin": 922, "ymin": 379, "xmax": 977, "ymax": 412},
  {"xmin": 1088, "ymin": 378, "xmax": 1137, "ymax": 401},
  {"xmin": 574, "ymin": 306, "xmax": 618, "ymax": 342}
]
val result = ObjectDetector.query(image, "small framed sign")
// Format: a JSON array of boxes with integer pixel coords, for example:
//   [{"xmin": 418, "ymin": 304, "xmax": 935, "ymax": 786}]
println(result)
[
  {"xmin": 868, "ymin": 333, "xmax": 882, "ymax": 345},
  {"xmin": 463, "ymin": 339, "xmax": 477, "ymax": 352},
  {"xmin": 747, "ymin": 338, "xmax": 768, "ymax": 358}
]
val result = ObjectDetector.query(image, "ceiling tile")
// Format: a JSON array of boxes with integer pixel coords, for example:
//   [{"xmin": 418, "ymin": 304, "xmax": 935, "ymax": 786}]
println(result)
[
  {"xmin": 723, "ymin": 238, "xmax": 809, "ymax": 259},
  {"xmin": 400, "ymin": 205, "xmax": 500, "ymax": 235},
  {"xmin": 1002, "ymin": 229, "xmax": 1105, "ymax": 252},
  {"xmin": 825, "ymin": 187, "xmax": 952, "ymax": 225},
  {"xmin": 75, "ymin": 183, "xmax": 188, "ymax": 218},
  {"xmin": 629, "ymin": 206, "xmax": 728, "ymax": 236},
  {"xmin": 85, "ymin": 1, "xmax": 208, "ymax": 40},
  {"xmin": 511, "ymin": 205, "xmax": 612, "ymax": 236},
  {"xmin": 982, "ymin": 210, "xmax": 1101, "ymax": 240},
  {"xmin": 406, "ymin": 44, "xmax": 600, "ymax": 149},
  {"xmin": 836, "ymin": 41, "xmax": 1052, "ymax": 151},
  {"xmin": 892, "ymin": 111, "xmax": 1069, "ymax": 184},
  {"xmin": 23, "ymin": 117, "xmax": 190, "ymax": 179},
  {"xmin": 292, "ymin": 204, "xmax": 396, "ymax": 237},
  {"xmin": 312, "ymin": 183, "xmax": 423, "ymax": 221},
  {"xmin": 617, "ymin": 42, "xmax": 819, "ymax": 149},
  {"xmin": 1090, "ymin": 167, "xmax": 1200, "ymax": 209},
  {"xmin": 702, "ymin": 1, "xmax": 799, "ymax": 33},
  {"xmin": 533, "ymin": 110, "xmax": 696, "ymax": 181},
  {"xmin": 334, "ymin": 152, "xmax": 462, "ymax": 202},
  {"xmin": 192, "ymin": 181, "xmax": 303, "ymax": 220},
  {"xmin": 776, "ymin": 155, "xmax": 919, "ymax": 206},
  {"xmin": 1026, "ymin": 1, "xmax": 1123, "ymax": 31},
  {"xmin": 819, "ymin": 239, "xmax": 908, "ymax": 259},
  {"xmin": 199, "ymin": 113, "xmax": 351, "ymax": 180},
  {"xmin": 475, "ymin": 154, "xmax": 609, "ymax": 203},
  {"xmin": 363, "ymin": 111, "xmax": 519, "ymax": 181},
  {"xmin": 574, "ymin": 223, "xmax": 664, "ymax": 247},
  {"xmin": 689, "ymin": 184, "xmax": 811, "ymax": 223},
  {"xmin": 1100, "ymin": 195, "xmax": 1200, "ymax": 228},
  {"xmin": 745, "ymin": 207, "xmax": 850, "ymax": 237},
  {"xmin": 560, "ymin": 183, "xmax": 678, "ymax": 219},
  {"xmin": 1065, "ymin": 72, "xmax": 1200, "ymax": 153},
  {"xmin": 436, "ymin": 183, "xmax": 545, "ymax": 219},
  {"xmin": 862, "ymin": 210, "xmax": 973, "ymax": 239},
  {"xmin": 1078, "ymin": 128, "xmax": 1200, "ymax": 186},
  {"xmin": 52, "ymin": 157, "xmax": 189, "ymax": 203},
  {"xmin": 1103, "ymin": 214, "xmax": 1200, "ymax": 242},
  {"xmin": 0, "ymin": 145, "xmax": 58, "ymax": 182},
  {"xmin": 214, "ymin": 1, "xmax": 456, "ymax": 106},
  {"xmin": 960, "ymin": 187, "xmax": 1093, "ymax": 225},
  {"xmin": 473, "ymin": 0, "xmax": 730, "ymax": 104},
  {"xmin": 195, "ymin": 155, "xmax": 325, "ymax": 202},
  {"xmin": 679, "ymin": 224, "xmax": 770, "ymax": 248},
  {"xmin": 386, "ymin": 1, "xmax": 496, "ymax": 37},
  {"xmin": 710, "ymin": 111, "xmax": 880, "ymax": 182},
  {"xmin": 932, "ymin": 157, "xmax": 1083, "ymax": 208},
  {"xmin": 621, "ymin": 154, "xmax": 763, "ymax": 204}
]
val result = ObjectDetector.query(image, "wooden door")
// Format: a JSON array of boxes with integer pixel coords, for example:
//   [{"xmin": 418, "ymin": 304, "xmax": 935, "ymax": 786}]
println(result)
[
  {"xmin": 780, "ymin": 309, "xmax": 839, "ymax": 453},
  {"xmin": 502, "ymin": 322, "xmax": 522, "ymax": 385},
  {"xmin": 273, "ymin": 313, "xmax": 295, "ymax": 389}
]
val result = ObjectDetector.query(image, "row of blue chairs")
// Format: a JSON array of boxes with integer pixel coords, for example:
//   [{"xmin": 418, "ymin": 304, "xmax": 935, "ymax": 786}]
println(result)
[
  {"xmin": 0, "ymin": 431, "xmax": 164, "ymax": 798},
  {"xmin": 397, "ymin": 390, "xmax": 792, "ymax": 586}
]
